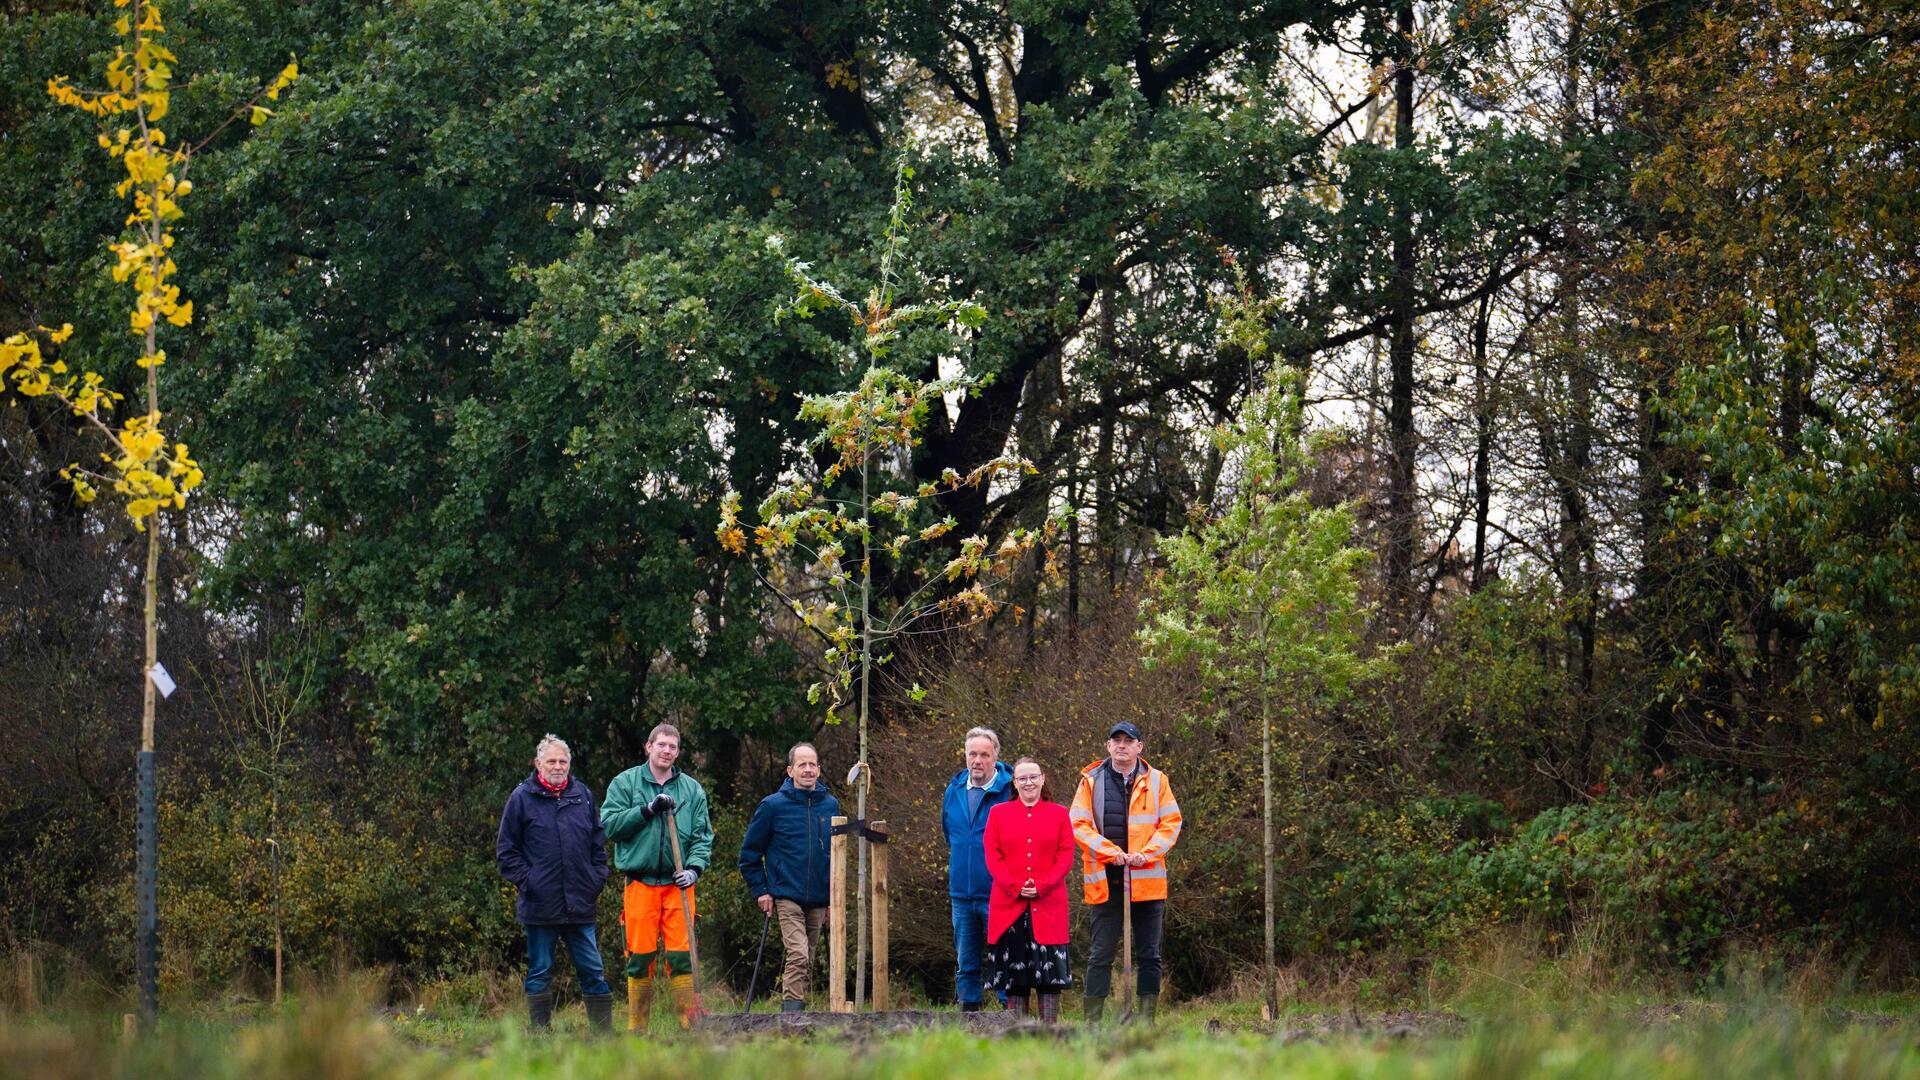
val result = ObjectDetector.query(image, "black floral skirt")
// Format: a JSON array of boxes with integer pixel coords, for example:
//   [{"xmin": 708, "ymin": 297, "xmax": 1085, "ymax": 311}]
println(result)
[{"xmin": 985, "ymin": 910, "xmax": 1072, "ymax": 993}]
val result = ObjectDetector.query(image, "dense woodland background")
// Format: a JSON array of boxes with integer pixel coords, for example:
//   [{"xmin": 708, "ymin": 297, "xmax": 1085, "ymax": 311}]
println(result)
[{"xmin": 3, "ymin": 0, "xmax": 1915, "ymax": 1004}]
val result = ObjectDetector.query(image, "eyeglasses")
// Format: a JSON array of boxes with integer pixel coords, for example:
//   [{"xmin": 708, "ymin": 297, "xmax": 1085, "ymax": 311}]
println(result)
[{"xmin": 1013, "ymin": 775, "xmax": 1044, "ymax": 784}]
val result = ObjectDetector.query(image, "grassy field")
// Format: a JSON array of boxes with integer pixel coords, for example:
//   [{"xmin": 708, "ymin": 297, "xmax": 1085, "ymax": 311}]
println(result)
[{"xmin": 6, "ymin": 991, "xmax": 1918, "ymax": 1080}]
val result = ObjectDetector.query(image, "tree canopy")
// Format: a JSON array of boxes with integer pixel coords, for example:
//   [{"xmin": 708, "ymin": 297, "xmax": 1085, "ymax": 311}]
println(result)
[{"xmin": 4, "ymin": 0, "xmax": 1915, "ymax": 995}]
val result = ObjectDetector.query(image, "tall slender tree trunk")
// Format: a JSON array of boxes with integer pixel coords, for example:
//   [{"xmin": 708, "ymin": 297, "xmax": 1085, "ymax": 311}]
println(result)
[
  {"xmin": 1068, "ymin": 457, "xmax": 1081, "ymax": 641},
  {"xmin": 1385, "ymin": 2, "xmax": 1419, "ymax": 623},
  {"xmin": 1096, "ymin": 280, "xmax": 1119, "ymax": 593},
  {"xmin": 138, "ymin": 496, "xmax": 159, "ymax": 1027},
  {"xmin": 1261, "ymin": 667, "xmax": 1277, "ymax": 1021},
  {"xmin": 1635, "ymin": 376, "xmax": 1676, "ymax": 767},
  {"xmin": 856, "ymin": 425, "xmax": 871, "ymax": 1011},
  {"xmin": 1627, "ymin": 0, "xmax": 1691, "ymax": 773},
  {"xmin": 135, "ymin": 66, "xmax": 163, "ymax": 1019},
  {"xmin": 1557, "ymin": 4, "xmax": 1600, "ymax": 781},
  {"xmin": 1015, "ymin": 348, "xmax": 1061, "ymax": 651},
  {"xmin": 271, "ymin": 792, "xmax": 283, "ymax": 1006},
  {"xmin": 1470, "ymin": 271, "xmax": 1496, "ymax": 592}
]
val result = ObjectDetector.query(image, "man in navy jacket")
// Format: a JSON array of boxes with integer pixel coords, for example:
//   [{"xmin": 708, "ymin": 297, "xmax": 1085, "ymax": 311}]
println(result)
[
  {"xmin": 496, "ymin": 734, "xmax": 613, "ymax": 1031},
  {"xmin": 941, "ymin": 726, "xmax": 1014, "ymax": 1010},
  {"xmin": 738, "ymin": 742, "xmax": 840, "ymax": 1011}
]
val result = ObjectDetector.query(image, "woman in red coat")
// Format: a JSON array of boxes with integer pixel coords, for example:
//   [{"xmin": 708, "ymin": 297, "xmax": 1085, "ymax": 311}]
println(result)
[{"xmin": 982, "ymin": 757, "xmax": 1075, "ymax": 1021}]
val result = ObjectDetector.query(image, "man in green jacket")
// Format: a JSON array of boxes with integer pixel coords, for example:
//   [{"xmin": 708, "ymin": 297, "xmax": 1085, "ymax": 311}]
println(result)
[{"xmin": 601, "ymin": 723, "xmax": 712, "ymax": 1031}]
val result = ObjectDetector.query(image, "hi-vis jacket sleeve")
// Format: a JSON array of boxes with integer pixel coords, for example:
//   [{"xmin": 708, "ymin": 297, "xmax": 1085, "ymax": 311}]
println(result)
[
  {"xmin": 1137, "ymin": 771, "xmax": 1182, "ymax": 859},
  {"xmin": 1069, "ymin": 779, "xmax": 1126, "ymax": 864}
]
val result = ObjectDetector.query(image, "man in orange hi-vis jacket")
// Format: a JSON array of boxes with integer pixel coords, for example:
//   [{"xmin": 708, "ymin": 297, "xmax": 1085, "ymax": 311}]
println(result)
[{"xmin": 1069, "ymin": 720, "xmax": 1182, "ymax": 1025}]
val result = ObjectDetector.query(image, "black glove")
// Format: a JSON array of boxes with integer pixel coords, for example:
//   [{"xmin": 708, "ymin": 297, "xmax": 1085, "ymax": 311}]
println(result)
[
  {"xmin": 640, "ymin": 792, "xmax": 676, "ymax": 820},
  {"xmin": 672, "ymin": 868, "xmax": 699, "ymax": 889}
]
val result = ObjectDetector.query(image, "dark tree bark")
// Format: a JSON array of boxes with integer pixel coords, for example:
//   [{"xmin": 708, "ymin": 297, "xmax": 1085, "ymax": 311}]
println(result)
[
  {"xmin": 1470, "ymin": 273, "xmax": 1497, "ymax": 592},
  {"xmin": 1384, "ymin": 2, "xmax": 1420, "ymax": 622}
]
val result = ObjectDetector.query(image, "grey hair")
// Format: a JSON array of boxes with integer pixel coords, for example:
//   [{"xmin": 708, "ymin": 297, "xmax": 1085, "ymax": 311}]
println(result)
[
  {"xmin": 534, "ymin": 733, "xmax": 571, "ymax": 760},
  {"xmin": 963, "ymin": 726, "xmax": 1001, "ymax": 753}
]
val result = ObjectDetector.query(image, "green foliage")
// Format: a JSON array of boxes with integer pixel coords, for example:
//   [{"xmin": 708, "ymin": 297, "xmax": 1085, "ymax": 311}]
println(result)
[
  {"xmin": 1425, "ymin": 579, "xmax": 1573, "ymax": 735},
  {"xmin": 1629, "ymin": 0, "xmax": 1920, "ymax": 743},
  {"xmin": 106, "ymin": 779, "xmax": 515, "ymax": 995},
  {"xmin": 1413, "ymin": 577, "xmax": 1582, "ymax": 790},
  {"xmin": 1140, "ymin": 369, "xmax": 1384, "ymax": 716},
  {"xmin": 1472, "ymin": 784, "xmax": 1826, "ymax": 966},
  {"xmin": 1303, "ymin": 795, "xmax": 1510, "ymax": 957},
  {"xmin": 720, "ymin": 152, "xmax": 1051, "ymax": 723},
  {"xmin": 1667, "ymin": 314, "xmax": 1920, "ymax": 725},
  {"xmin": 1288, "ymin": 778, "xmax": 1908, "ymax": 968},
  {"xmin": 5, "ymin": 0, "xmax": 1918, "ymax": 1002}
]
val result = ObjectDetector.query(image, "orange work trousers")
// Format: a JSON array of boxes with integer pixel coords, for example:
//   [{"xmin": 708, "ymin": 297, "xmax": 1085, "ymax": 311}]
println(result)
[{"xmin": 622, "ymin": 879, "xmax": 696, "ymax": 978}]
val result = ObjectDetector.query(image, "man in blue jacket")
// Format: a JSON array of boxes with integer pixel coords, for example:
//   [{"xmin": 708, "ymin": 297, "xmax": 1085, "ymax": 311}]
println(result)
[
  {"xmin": 738, "ymin": 742, "xmax": 840, "ymax": 1012},
  {"xmin": 496, "ymin": 734, "xmax": 613, "ymax": 1032},
  {"xmin": 941, "ymin": 726, "xmax": 1013, "ymax": 1010}
]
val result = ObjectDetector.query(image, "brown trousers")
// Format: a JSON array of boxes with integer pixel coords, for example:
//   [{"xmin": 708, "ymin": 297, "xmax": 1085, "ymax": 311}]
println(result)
[{"xmin": 775, "ymin": 899, "xmax": 828, "ymax": 1002}]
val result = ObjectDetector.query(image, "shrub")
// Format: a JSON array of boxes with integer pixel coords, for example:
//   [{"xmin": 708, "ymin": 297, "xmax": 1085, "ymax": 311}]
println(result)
[{"xmin": 79, "ymin": 774, "xmax": 517, "ymax": 999}]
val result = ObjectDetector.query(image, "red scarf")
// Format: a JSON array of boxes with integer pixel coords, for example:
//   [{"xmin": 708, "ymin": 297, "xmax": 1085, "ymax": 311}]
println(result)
[{"xmin": 537, "ymin": 774, "xmax": 568, "ymax": 796}]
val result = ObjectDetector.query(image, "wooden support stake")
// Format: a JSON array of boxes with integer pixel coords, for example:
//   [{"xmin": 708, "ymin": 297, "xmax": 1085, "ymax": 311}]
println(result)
[
  {"xmin": 17, "ymin": 952, "xmax": 36, "ymax": 1014},
  {"xmin": 870, "ymin": 821, "xmax": 889, "ymax": 1012},
  {"xmin": 829, "ymin": 814, "xmax": 849, "ymax": 1014}
]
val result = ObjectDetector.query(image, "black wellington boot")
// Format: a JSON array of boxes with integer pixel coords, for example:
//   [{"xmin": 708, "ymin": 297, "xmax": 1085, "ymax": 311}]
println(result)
[{"xmin": 583, "ymin": 991, "xmax": 613, "ymax": 1033}]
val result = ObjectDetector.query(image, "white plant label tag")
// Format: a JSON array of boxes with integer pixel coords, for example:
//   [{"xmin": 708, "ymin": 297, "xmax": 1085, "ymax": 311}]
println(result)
[{"xmin": 148, "ymin": 663, "xmax": 177, "ymax": 699}]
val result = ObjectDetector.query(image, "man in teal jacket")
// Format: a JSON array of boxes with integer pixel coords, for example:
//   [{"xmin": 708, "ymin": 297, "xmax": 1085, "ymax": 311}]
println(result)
[{"xmin": 601, "ymin": 723, "xmax": 712, "ymax": 1031}]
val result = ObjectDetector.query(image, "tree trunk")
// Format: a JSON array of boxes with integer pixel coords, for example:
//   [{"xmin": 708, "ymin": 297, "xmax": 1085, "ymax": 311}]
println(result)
[
  {"xmin": 1470, "ymin": 270, "xmax": 1496, "ymax": 592},
  {"xmin": 1385, "ymin": 2, "xmax": 1419, "ymax": 623},
  {"xmin": 1096, "ymin": 280, "xmax": 1120, "ymax": 593},
  {"xmin": 1015, "ymin": 346, "xmax": 1062, "ymax": 650},
  {"xmin": 1635, "ymin": 376, "xmax": 1676, "ymax": 768},
  {"xmin": 1558, "ymin": 4, "xmax": 1599, "ymax": 780},
  {"xmin": 856, "ymin": 429, "xmax": 871, "ymax": 1011},
  {"xmin": 1067, "ymin": 457, "xmax": 1081, "ymax": 640},
  {"xmin": 136, "ymin": 136, "xmax": 163, "ymax": 1024},
  {"xmin": 1261, "ymin": 673, "xmax": 1278, "ymax": 1021}
]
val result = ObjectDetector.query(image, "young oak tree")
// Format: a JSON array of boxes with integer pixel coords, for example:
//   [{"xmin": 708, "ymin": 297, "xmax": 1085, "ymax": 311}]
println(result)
[
  {"xmin": 718, "ymin": 153, "xmax": 1062, "ymax": 1009},
  {"xmin": 0, "ymin": 0, "xmax": 293, "ymax": 1023},
  {"xmin": 1138, "ymin": 365, "xmax": 1387, "ymax": 1022}
]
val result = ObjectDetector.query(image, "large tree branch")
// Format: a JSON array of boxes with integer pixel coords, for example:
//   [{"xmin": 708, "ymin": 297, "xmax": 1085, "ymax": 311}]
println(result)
[
  {"xmin": 693, "ymin": 40, "xmax": 759, "ymax": 144},
  {"xmin": 956, "ymin": 29, "xmax": 1012, "ymax": 164},
  {"xmin": 631, "ymin": 117, "xmax": 733, "ymax": 140},
  {"xmin": 738, "ymin": 19, "xmax": 881, "ymax": 148},
  {"xmin": 921, "ymin": 32, "xmax": 1012, "ymax": 165},
  {"xmin": 918, "ymin": 273, "xmax": 1100, "ymax": 540}
]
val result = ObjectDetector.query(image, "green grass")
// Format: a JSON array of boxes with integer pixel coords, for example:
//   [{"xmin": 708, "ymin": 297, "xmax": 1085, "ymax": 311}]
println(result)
[{"xmin": 5, "ymin": 994, "xmax": 1918, "ymax": 1080}]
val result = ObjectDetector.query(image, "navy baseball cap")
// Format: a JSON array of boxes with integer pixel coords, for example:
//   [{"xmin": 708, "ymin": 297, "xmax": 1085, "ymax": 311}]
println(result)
[{"xmin": 1107, "ymin": 721, "xmax": 1142, "ymax": 741}]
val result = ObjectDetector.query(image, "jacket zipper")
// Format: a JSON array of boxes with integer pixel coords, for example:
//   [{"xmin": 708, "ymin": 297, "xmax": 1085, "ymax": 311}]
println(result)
[
  {"xmin": 556, "ymin": 791, "xmax": 569, "ymax": 912},
  {"xmin": 656, "ymin": 776, "xmax": 671, "ymax": 879}
]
